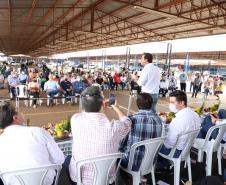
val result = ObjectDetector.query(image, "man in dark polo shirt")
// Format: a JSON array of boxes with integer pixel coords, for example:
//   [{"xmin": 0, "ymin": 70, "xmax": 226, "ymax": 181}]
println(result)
[{"xmin": 60, "ymin": 75, "xmax": 73, "ymax": 102}]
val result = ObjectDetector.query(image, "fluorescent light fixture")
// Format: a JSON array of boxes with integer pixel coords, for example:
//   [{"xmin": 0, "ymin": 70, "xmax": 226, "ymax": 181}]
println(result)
[{"xmin": 133, "ymin": 5, "xmax": 177, "ymax": 18}]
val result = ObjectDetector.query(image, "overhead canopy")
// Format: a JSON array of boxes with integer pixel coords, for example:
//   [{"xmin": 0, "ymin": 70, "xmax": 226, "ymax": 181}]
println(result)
[{"xmin": 0, "ymin": 0, "xmax": 226, "ymax": 56}]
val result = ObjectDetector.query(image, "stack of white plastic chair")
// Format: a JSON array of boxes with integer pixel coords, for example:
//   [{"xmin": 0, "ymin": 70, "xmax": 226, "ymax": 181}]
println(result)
[
  {"xmin": 193, "ymin": 123, "xmax": 226, "ymax": 176},
  {"xmin": 120, "ymin": 137, "xmax": 164, "ymax": 185},
  {"xmin": 0, "ymin": 164, "xmax": 62, "ymax": 185},
  {"xmin": 15, "ymin": 85, "xmax": 28, "ymax": 107},
  {"xmin": 159, "ymin": 128, "xmax": 200, "ymax": 185},
  {"xmin": 76, "ymin": 153, "xmax": 123, "ymax": 185}
]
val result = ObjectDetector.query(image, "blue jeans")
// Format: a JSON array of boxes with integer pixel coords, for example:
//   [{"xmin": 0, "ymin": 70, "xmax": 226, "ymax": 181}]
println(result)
[
  {"xmin": 150, "ymin": 94, "xmax": 158, "ymax": 114},
  {"xmin": 158, "ymin": 144, "xmax": 182, "ymax": 168},
  {"xmin": 197, "ymin": 109, "xmax": 226, "ymax": 139},
  {"xmin": 224, "ymin": 169, "xmax": 226, "ymax": 182},
  {"xmin": 63, "ymin": 155, "xmax": 77, "ymax": 185}
]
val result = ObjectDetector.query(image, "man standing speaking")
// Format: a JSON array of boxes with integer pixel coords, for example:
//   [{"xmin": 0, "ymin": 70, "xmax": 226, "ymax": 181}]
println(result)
[{"xmin": 135, "ymin": 53, "xmax": 160, "ymax": 113}]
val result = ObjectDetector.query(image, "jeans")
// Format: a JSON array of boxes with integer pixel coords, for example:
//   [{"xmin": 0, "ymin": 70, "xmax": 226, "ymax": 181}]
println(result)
[
  {"xmin": 224, "ymin": 169, "xmax": 226, "ymax": 182},
  {"xmin": 158, "ymin": 144, "xmax": 182, "ymax": 167},
  {"xmin": 63, "ymin": 155, "xmax": 77, "ymax": 185},
  {"xmin": 192, "ymin": 85, "xmax": 199, "ymax": 97},
  {"xmin": 180, "ymin": 82, "xmax": 186, "ymax": 92},
  {"xmin": 197, "ymin": 109, "xmax": 226, "ymax": 140},
  {"xmin": 149, "ymin": 94, "xmax": 158, "ymax": 113},
  {"xmin": 47, "ymin": 90, "xmax": 59, "ymax": 104}
]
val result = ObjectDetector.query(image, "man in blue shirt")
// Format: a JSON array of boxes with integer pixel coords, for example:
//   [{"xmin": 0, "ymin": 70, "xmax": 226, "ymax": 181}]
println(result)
[
  {"xmin": 119, "ymin": 93, "xmax": 162, "ymax": 171},
  {"xmin": 44, "ymin": 74, "xmax": 60, "ymax": 105},
  {"xmin": 8, "ymin": 71, "xmax": 20, "ymax": 100},
  {"xmin": 179, "ymin": 71, "xmax": 187, "ymax": 92}
]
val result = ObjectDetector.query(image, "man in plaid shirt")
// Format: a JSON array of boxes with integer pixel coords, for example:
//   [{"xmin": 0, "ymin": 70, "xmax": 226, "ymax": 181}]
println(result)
[
  {"xmin": 64, "ymin": 86, "xmax": 131, "ymax": 185},
  {"xmin": 119, "ymin": 93, "xmax": 162, "ymax": 171}
]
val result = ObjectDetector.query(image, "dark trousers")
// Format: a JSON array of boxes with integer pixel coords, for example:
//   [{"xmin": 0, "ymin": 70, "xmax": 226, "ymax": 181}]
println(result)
[
  {"xmin": 180, "ymin": 82, "xmax": 186, "ymax": 92},
  {"xmin": 159, "ymin": 88, "xmax": 168, "ymax": 97},
  {"xmin": 158, "ymin": 144, "xmax": 182, "ymax": 167},
  {"xmin": 192, "ymin": 85, "xmax": 199, "ymax": 97},
  {"xmin": 63, "ymin": 155, "xmax": 77, "ymax": 185},
  {"xmin": 10, "ymin": 86, "xmax": 16, "ymax": 98},
  {"xmin": 30, "ymin": 92, "xmax": 39, "ymax": 105}
]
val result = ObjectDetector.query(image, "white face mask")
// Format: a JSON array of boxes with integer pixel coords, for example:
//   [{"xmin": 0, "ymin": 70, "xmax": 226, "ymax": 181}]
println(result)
[{"xmin": 169, "ymin": 103, "xmax": 178, "ymax": 113}]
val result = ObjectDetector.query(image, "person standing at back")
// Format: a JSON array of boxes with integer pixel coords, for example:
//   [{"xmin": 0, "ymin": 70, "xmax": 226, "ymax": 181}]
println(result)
[
  {"xmin": 135, "ymin": 53, "xmax": 160, "ymax": 113},
  {"xmin": 179, "ymin": 70, "xmax": 188, "ymax": 92}
]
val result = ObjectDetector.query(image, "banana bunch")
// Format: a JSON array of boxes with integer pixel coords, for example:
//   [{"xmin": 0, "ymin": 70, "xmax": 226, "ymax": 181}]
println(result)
[
  {"xmin": 166, "ymin": 112, "xmax": 175, "ymax": 123},
  {"xmin": 210, "ymin": 101, "xmax": 220, "ymax": 113},
  {"xmin": 194, "ymin": 101, "xmax": 205, "ymax": 116}
]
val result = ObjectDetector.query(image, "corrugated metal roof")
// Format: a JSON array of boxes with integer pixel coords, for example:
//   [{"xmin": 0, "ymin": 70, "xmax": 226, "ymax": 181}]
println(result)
[{"xmin": 0, "ymin": 0, "xmax": 225, "ymax": 56}]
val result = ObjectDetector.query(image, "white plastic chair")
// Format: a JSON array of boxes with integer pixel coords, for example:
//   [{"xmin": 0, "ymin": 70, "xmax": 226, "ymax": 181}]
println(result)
[
  {"xmin": 193, "ymin": 123, "xmax": 226, "ymax": 176},
  {"xmin": 15, "ymin": 85, "xmax": 29, "ymax": 107},
  {"xmin": 159, "ymin": 128, "xmax": 200, "ymax": 185},
  {"xmin": 0, "ymin": 164, "xmax": 62, "ymax": 185},
  {"xmin": 217, "ymin": 142, "xmax": 226, "ymax": 175},
  {"xmin": 120, "ymin": 137, "xmax": 164, "ymax": 185},
  {"xmin": 76, "ymin": 153, "xmax": 123, "ymax": 185},
  {"xmin": 57, "ymin": 139, "xmax": 73, "ymax": 156}
]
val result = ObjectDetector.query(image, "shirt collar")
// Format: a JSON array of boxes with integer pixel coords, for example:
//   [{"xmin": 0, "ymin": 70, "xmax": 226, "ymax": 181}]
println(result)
[
  {"xmin": 175, "ymin": 107, "xmax": 189, "ymax": 116},
  {"xmin": 136, "ymin": 109, "xmax": 155, "ymax": 115}
]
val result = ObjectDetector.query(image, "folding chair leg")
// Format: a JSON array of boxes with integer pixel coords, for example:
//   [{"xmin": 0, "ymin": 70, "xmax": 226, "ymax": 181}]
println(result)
[
  {"xmin": 186, "ymin": 156, "xmax": 192, "ymax": 181},
  {"xmin": 151, "ymin": 169, "xmax": 156, "ymax": 185},
  {"xmin": 206, "ymin": 152, "xmax": 212, "ymax": 176},
  {"xmin": 132, "ymin": 173, "xmax": 140, "ymax": 185},
  {"xmin": 217, "ymin": 146, "xmax": 223, "ymax": 175},
  {"xmin": 174, "ymin": 160, "xmax": 181, "ymax": 185},
  {"xmin": 197, "ymin": 150, "xmax": 204, "ymax": 162}
]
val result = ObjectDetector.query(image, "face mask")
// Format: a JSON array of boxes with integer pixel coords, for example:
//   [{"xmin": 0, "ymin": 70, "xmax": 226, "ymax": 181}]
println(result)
[{"xmin": 169, "ymin": 103, "xmax": 178, "ymax": 113}]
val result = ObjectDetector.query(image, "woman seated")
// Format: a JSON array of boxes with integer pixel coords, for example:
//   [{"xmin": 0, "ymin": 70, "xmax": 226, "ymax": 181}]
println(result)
[{"xmin": 28, "ymin": 78, "xmax": 40, "ymax": 108}]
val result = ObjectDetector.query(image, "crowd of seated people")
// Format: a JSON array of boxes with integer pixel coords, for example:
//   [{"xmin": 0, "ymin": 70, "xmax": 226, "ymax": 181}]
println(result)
[{"xmin": 0, "ymin": 87, "xmax": 225, "ymax": 185}]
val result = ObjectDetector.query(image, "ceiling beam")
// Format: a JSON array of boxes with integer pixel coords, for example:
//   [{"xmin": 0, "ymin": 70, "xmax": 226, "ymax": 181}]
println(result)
[
  {"xmin": 156, "ymin": 0, "xmax": 189, "ymax": 10},
  {"xmin": 8, "ymin": 0, "xmax": 12, "ymax": 35},
  {"xmin": 19, "ymin": 0, "xmax": 62, "ymax": 48},
  {"xmin": 16, "ymin": 0, "xmax": 38, "ymax": 49}
]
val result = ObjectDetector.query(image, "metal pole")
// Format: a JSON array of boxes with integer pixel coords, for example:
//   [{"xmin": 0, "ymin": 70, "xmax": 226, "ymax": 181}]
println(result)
[
  {"xmin": 87, "ymin": 52, "xmax": 89, "ymax": 70},
  {"xmin": 167, "ymin": 43, "xmax": 172, "ymax": 77},
  {"xmin": 127, "ymin": 95, "xmax": 132, "ymax": 116},
  {"xmin": 126, "ymin": 47, "xmax": 130, "ymax": 70}
]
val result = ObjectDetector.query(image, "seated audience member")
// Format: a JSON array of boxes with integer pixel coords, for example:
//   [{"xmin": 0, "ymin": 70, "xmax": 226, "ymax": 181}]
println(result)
[
  {"xmin": 28, "ymin": 78, "xmax": 40, "ymax": 108},
  {"xmin": 64, "ymin": 86, "xmax": 131, "ymax": 185},
  {"xmin": 60, "ymin": 75, "xmax": 73, "ymax": 102},
  {"xmin": 159, "ymin": 75, "xmax": 168, "ymax": 97},
  {"xmin": 7, "ymin": 71, "xmax": 20, "ymax": 100},
  {"xmin": 0, "ymin": 101, "xmax": 64, "ymax": 185},
  {"xmin": 18, "ymin": 71, "xmax": 28, "ymax": 85},
  {"xmin": 72, "ymin": 76, "xmax": 86, "ymax": 94},
  {"xmin": 168, "ymin": 72, "xmax": 177, "ymax": 92},
  {"xmin": 198, "ymin": 109, "xmax": 226, "ymax": 140},
  {"xmin": 120, "ymin": 74, "xmax": 127, "ymax": 90},
  {"xmin": 44, "ymin": 74, "xmax": 60, "ymax": 105},
  {"xmin": 119, "ymin": 93, "xmax": 162, "ymax": 171},
  {"xmin": 160, "ymin": 90, "xmax": 201, "ymax": 158}
]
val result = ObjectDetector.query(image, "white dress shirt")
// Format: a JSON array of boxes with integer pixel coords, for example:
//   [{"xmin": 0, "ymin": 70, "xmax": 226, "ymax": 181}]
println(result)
[
  {"xmin": 164, "ymin": 107, "xmax": 201, "ymax": 150},
  {"xmin": 0, "ymin": 125, "xmax": 64, "ymax": 185},
  {"xmin": 137, "ymin": 63, "xmax": 160, "ymax": 94},
  {"xmin": 69, "ymin": 112, "xmax": 131, "ymax": 184}
]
